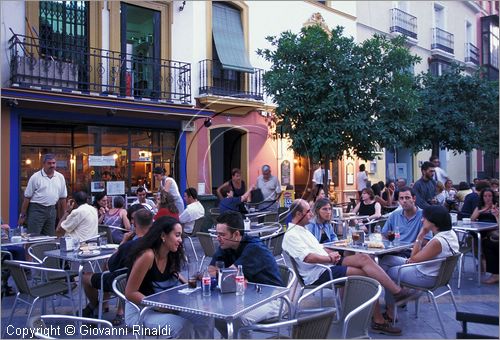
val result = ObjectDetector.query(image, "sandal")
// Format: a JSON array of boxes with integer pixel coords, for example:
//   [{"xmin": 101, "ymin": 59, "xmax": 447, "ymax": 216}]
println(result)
[{"xmin": 111, "ymin": 314, "xmax": 124, "ymax": 327}]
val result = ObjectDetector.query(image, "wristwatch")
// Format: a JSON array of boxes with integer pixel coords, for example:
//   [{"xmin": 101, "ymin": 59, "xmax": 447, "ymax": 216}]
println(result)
[{"xmin": 19, "ymin": 213, "xmax": 26, "ymax": 218}]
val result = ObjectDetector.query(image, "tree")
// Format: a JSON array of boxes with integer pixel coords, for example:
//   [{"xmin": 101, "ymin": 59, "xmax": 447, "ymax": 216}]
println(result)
[
  {"xmin": 408, "ymin": 64, "xmax": 499, "ymax": 157},
  {"xmin": 258, "ymin": 24, "xmax": 420, "ymax": 186}
]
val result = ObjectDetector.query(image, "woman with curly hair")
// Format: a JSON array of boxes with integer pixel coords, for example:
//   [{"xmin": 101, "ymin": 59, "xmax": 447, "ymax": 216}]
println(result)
[
  {"xmin": 154, "ymin": 190, "xmax": 180, "ymax": 221},
  {"xmin": 125, "ymin": 216, "xmax": 213, "ymax": 338}
]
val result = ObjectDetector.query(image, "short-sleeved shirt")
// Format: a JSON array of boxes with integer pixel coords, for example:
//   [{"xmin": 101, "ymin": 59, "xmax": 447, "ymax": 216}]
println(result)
[
  {"xmin": 24, "ymin": 169, "xmax": 67, "ymax": 206},
  {"xmin": 312, "ymin": 168, "xmax": 331, "ymax": 186},
  {"xmin": 210, "ymin": 235, "xmax": 283, "ymax": 286},
  {"xmin": 179, "ymin": 201, "xmax": 205, "ymax": 233},
  {"xmin": 255, "ymin": 175, "xmax": 282, "ymax": 202},
  {"xmin": 60, "ymin": 203, "xmax": 98, "ymax": 241},
  {"xmin": 357, "ymin": 171, "xmax": 368, "ymax": 191},
  {"xmin": 382, "ymin": 208, "xmax": 432, "ymax": 242},
  {"xmin": 417, "ymin": 230, "xmax": 458, "ymax": 276},
  {"xmin": 282, "ymin": 223, "xmax": 329, "ymax": 285}
]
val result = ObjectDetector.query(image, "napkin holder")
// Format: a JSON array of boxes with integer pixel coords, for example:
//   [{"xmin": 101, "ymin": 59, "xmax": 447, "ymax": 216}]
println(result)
[
  {"xmin": 219, "ymin": 268, "xmax": 237, "ymax": 293},
  {"xmin": 60, "ymin": 237, "xmax": 74, "ymax": 252}
]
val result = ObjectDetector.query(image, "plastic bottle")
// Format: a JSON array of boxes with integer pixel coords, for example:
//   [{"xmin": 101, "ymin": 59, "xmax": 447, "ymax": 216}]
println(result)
[
  {"xmin": 394, "ymin": 225, "xmax": 401, "ymax": 245},
  {"xmin": 202, "ymin": 270, "xmax": 211, "ymax": 296},
  {"xmin": 235, "ymin": 265, "xmax": 245, "ymax": 296},
  {"xmin": 244, "ymin": 217, "xmax": 251, "ymax": 231},
  {"xmin": 347, "ymin": 227, "xmax": 353, "ymax": 245}
]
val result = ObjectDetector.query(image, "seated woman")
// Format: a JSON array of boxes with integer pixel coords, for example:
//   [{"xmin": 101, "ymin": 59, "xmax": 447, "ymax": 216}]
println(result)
[
  {"xmin": 352, "ymin": 188, "xmax": 382, "ymax": 232},
  {"xmin": 471, "ymin": 188, "xmax": 499, "ymax": 284},
  {"xmin": 380, "ymin": 205, "xmax": 459, "ymax": 321},
  {"xmin": 103, "ymin": 196, "xmax": 131, "ymax": 244},
  {"xmin": 306, "ymin": 198, "xmax": 338, "ymax": 243},
  {"xmin": 125, "ymin": 216, "xmax": 213, "ymax": 338},
  {"xmin": 219, "ymin": 186, "xmax": 252, "ymax": 214},
  {"xmin": 308, "ymin": 186, "xmax": 327, "ymax": 209},
  {"xmin": 154, "ymin": 190, "xmax": 180, "ymax": 221}
]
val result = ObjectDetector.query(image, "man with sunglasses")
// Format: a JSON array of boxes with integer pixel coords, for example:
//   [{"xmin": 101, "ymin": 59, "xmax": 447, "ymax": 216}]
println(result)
[{"xmin": 208, "ymin": 211, "xmax": 283, "ymax": 337}]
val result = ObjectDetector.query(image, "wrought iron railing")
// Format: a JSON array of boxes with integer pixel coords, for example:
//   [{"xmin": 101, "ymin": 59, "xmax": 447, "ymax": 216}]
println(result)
[
  {"xmin": 464, "ymin": 42, "xmax": 479, "ymax": 65},
  {"xmin": 8, "ymin": 33, "xmax": 191, "ymax": 104},
  {"xmin": 198, "ymin": 59, "xmax": 264, "ymax": 101},
  {"xmin": 390, "ymin": 8, "xmax": 418, "ymax": 40},
  {"xmin": 431, "ymin": 28, "xmax": 454, "ymax": 54}
]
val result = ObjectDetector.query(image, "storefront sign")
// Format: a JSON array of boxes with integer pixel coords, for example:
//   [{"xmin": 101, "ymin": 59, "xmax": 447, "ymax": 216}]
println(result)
[
  {"xmin": 280, "ymin": 190, "xmax": 294, "ymax": 208},
  {"xmin": 107, "ymin": 181, "xmax": 125, "ymax": 195},
  {"xmin": 89, "ymin": 155, "xmax": 116, "ymax": 167},
  {"xmin": 91, "ymin": 181, "xmax": 106, "ymax": 192}
]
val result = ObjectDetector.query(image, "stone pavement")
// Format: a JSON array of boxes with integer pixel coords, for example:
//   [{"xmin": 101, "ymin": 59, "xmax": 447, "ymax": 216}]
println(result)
[{"xmin": 1, "ymin": 238, "xmax": 498, "ymax": 339}]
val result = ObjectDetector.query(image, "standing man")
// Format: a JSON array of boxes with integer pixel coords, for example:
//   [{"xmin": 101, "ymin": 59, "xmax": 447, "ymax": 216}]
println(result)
[
  {"xmin": 413, "ymin": 161, "xmax": 437, "ymax": 209},
  {"xmin": 255, "ymin": 165, "xmax": 282, "ymax": 212},
  {"xmin": 357, "ymin": 164, "xmax": 369, "ymax": 200},
  {"xmin": 56, "ymin": 191, "xmax": 98, "ymax": 241},
  {"xmin": 18, "ymin": 154, "xmax": 67, "ymax": 236},
  {"xmin": 429, "ymin": 155, "xmax": 448, "ymax": 184},
  {"xmin": 312, "ymin": 162, "xmax": 331, "ymax": 191},
  {"xmin": 179, "ymin": 188, "xmax": 205, "ymax": 233},
  {"xmin": 208, "ymin": 211, "xmax": 283, "ymax": 337}
]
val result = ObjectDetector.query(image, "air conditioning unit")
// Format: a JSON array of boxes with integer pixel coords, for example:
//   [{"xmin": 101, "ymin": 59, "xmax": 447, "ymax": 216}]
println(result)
[
  {"xmin": 181, "ymin": 120, "xmax": 196, "ymax": 132},
  {"xmin": 13, "ymin": 55, "xmax": 78, "ymax": 88}
]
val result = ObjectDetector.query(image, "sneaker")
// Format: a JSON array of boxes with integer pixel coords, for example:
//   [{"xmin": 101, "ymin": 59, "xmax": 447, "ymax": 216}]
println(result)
[
  {"xmin": 394, "ymin": 287, "xmax": 418, "ymax": 304},
  {"xmin": 81, "ymin": 305, "xmax": 95, "ymax": 318},
  {"xmin": 371, "ymin": 321, "xmax": 402, "ymax": 336}
]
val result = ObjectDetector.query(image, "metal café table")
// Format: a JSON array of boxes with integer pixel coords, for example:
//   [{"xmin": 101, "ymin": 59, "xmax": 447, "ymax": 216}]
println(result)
[
  {"xmin": 142, "ymin": 282, "xmax": 289, "ymax": 339},
  {"xmin": 324, "ymin": 240, "xmax": 414, "ymax": 263},
  {"xmin": 0, "ymin": 235, "xmax": 57, "ymax": 247},
  {"xmin": 453, "ymin": 220, "xmax": 498, "ymax": 286},
  {"xmin": 44, "ymin": 247, "xmax": 116, "ymax": 317}
]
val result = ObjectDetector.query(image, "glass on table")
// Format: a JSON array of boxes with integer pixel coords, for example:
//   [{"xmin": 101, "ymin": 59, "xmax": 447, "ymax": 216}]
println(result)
[
  {"xmin": 187, "ymin": 262, "xmax": 200, "ymax": 288},
  {"xmin": 72, "ymin": 238, "xmax": 81, "ymax": 255},
  {"xmin": 99, "ymin": 236, "xmax": 108, "ymax": 247},
  {"xmin": 387, "ymin": 231, "xmax": 396, "ymax": 247}
]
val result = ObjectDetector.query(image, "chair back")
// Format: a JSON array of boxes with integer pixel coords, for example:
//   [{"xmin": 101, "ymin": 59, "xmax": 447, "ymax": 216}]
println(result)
[
  {"xmin": 340, "ymin": 276, "xmax": 382, "ymax": 339},
  {"xmin": 432, "ymin": 254, "xmax": 461, "ymax": 289},
  {"xmin": 28, "ymin": 242, "xmax": 59, "ymax": 264},
  {"xmin": 197, "ymin": 232, "xmax": 216, "ymax": 257},
  {"xmin": 292, "ymin": 309, "xmax": 336, "ymax": 338},
  {"xmin": 29, "ymin": 314, "xmax": 113, "ymax": 339},
  {"xmin": 263, "ymin": 212, "xmax": 279, "ymax": 223},
  {"xmin": 278, "ymin": 209, "xmax": 291, "ymax": 226},
  {"xmin": 98, "ymin": 224, "xmax": 114, "ymax": 244},
  {"xmin": 3, "ymin": 260, "xmax": 31, "ymax": 295},
  {"xmin": 285, "ymin": 251, "xmax": 306, "ymax": 287},
  {"xmin": 191, "ymin": 217, "xmax": 205, "ymax": 236},
  {"xmin": 112, "ymin": 273, "xmax": 142, "ymax": 321},
  {"xmin": 278, "ymin": 264, "xmax": 296, "ymax": 290}
]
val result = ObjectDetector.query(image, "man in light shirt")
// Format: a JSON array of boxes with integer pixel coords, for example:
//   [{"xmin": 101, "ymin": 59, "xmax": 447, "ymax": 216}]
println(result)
[
  {"xmin": 131, "ymin": 187, "xmax": 157, "ymax": 213},
  {"xmin": 179, "ymin": 188, "xmax": 205, "ymax": 233},
  {"xmin": 255, "ymin": 165, "xmax": 282, "ymax": 212},
  {"xmin": 18, "ymin": 154, "xmax": 67, "ymax": 236},
  {"xmin": 56, "ymin": 191, "xmax": 98, "ymax": 241},
  {"xmin": 312, "ymin": 162, "xmax": 331, "ymax": 190},
  {"xmin": 430, "ymin": 155, "xmax": 448, "ymax": 184}
]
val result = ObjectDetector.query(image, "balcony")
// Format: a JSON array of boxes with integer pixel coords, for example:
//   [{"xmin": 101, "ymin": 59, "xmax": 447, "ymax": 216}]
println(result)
[
  {"xmin": 464, "ymin": 42, "xmax": 479, "ymax": 66},
  {"xmin": 8, "ymin": 33, "xmax": 191, "ymax": 104},
  {"xmin": 389, "ymin": 8, "xmax": 418, "ymax": 41},
  {"xmin": 198, "ymin": 59, "xmax": 264, "ymax": 101},
  {"xmin": 431, "ymin": 28, "xmax": 454, "ymax": 57}
]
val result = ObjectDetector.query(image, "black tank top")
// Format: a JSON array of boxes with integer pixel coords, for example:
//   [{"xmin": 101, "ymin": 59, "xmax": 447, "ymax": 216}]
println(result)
[
  {"xmin": 138, "ymin": 257, "xmax": 179, "ymax": 296},
  {"xmin": 358, "ymin": 201, "xmax": 376, "ymax": 216},
  {"xmin": 230, "ymin": 180, "xmax": 246, "ymax": 197}
]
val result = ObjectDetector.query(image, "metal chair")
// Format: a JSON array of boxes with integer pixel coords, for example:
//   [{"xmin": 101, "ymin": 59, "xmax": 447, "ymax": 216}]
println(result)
[
  {"xmin": 182, "ymin": 216, "xmax": 205, "ymax": 262},
  {"xmin": 454, "ymin": 228, "xmax": 475, "ymax": 289},
  {"xmin": 98, "ymin": 224, "xmax": 114, "ymax": 244},
  {"xmin": 97, "ymin": 268, "xmax": 127, "ymax": 320},
  {"xmin": 393, "ymin": 254, "xmax": 461, "ymax": 338},
  {"xmin": 28, "ymin": 242, "xmax": 78, "ymax": 283},
  {"xmin": 261, "ymin": 231, "xmax": 286, "ymax": 264},
  {"xmin": 197, "ymin": 232, "xmax": 216, "ymax": 271},
  {"xmin": 307, "ymin": 276, "xmax": 382, "ymax": 339},
  {"xmin": 1, "ymin": 250, "xmax": 13, "ymax": 296},
  {"xmin": 2, "ymin": 260, "xmax": 76, "ymax": 334},
  {"xmin": 28, "ymin": 314, "xmax": 113, "ymax": 339},
  {"xmin": 238, "ymin": 307, "xmax": 336, "ymax": 338}
]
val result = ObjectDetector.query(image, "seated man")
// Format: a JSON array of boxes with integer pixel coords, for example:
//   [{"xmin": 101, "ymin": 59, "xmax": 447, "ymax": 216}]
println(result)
[
  {"xmin": 131, "ymin": 187, "xmax": 157, "ymax": 213},
  {"xmin": 218, "ymin": 186, "xmax": 252, "ymax": 215},
  {"xmin": 208, "ymin": 211, "xmax": 283, "ymax": 337},
  {"xmin": 179, "ymin": 188, "xmax": 205, "ymax": 233},
  {"xmin": 81, "ymin": 208, "xmax": 153, "ymax": 323},
  {"xmin": 1, "ymin": 222, "xmax": 27, "ymax": 296},
  {"xmin": 56, "ymin": 191, "xmax": 98, "ymax": 240},
  {"xmin": 283, "ymin": 199, "xmax": 416, "ymax": 336}
]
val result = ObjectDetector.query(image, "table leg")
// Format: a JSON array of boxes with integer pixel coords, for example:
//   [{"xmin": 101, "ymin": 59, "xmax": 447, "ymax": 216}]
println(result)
[
  {"xmin": 78, "ymin": 263, "xmax": 84, "ymax": 316},
  {"xmin": 227, "ymin": 320, "xmax": 234, "ymax": 339},
  {"xmin": 477, "ymin": 232, "xmax": 482, "ymax": 287}
]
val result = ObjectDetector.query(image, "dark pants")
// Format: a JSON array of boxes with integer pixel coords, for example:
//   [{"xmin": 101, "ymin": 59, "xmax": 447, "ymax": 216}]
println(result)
[
  {"xmin": 483, "ymin": 237, "xmax": 499, "ymax": 275},
  {"xmin": 27, "ymin": 203, "xmax": 56, "ymax": 236}
]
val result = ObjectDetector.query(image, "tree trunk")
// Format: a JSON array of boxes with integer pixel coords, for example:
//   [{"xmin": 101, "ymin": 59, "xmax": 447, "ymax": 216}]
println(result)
[
  {"xmin": 431, "ymin": 141, "xmax": 440, "ymax": 159},
  {"xmin": 323, "ymin": 157, "xmax": 331, "ymax": 191}
]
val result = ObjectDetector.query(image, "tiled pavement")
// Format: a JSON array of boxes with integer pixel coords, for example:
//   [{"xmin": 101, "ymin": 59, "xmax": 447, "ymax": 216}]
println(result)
[{"xmin": 1, "ymin": 239, "xmax": 498, "ymax": 339}]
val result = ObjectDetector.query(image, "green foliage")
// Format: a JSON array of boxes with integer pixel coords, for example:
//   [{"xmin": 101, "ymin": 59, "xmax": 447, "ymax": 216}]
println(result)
[
  {"xmin": 409, "ymin": 64, "xmax": 499, "ymax": 156},
  {"xmin": 258, "ymin": 25, "xmax": 420, "ymax": 161}
]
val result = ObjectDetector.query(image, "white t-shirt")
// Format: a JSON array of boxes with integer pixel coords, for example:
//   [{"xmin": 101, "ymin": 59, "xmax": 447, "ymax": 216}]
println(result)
[
  {"xmin": 179, "ymin": 201, "xmax": 205, "ymax": 233},
  {"xmin": 312, "ymin": 168, "xmax": 331, "ymax": 186},
  {"xmin": 61, "ymin": 204, "xmax": 98, "ymax": 241},
  {"xmin": 256, "ymin": 175, "xmax": 282, "ymax": 201},
  {"xmin": 434, "ymin": 167, "xmax": 448, "ymax": 184},
  {"xmin": 417, "ymin": 230, "xmax": 459, "ymax": 276},
  {"xmin": 282, "ymin": 223, "xmax": 329, "ymax": 285},
  {"xmin": 24, "ymin": 169, "xmax": 67, "ymax": 206},
  {"xmin": 357, "ymin": 171, "xmax": 368, "ymax": 191}
]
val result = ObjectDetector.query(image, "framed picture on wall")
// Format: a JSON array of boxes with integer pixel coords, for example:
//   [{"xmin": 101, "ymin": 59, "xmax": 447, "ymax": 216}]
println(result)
[{"xmin": 346, "ymin": 162, "xmax": 354, "ymax": 185}]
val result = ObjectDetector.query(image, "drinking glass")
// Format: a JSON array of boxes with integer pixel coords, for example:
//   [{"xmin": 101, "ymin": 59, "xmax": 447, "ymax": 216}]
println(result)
[
  {"xmin": 387, "ymin": 231, "xmax": 396, "ymax": 247},
  {"xmin": 72, "ymin": 238, "xmax": 80, "ymax": 256},
  {"xmin": 352, "ymin": 232, "xmax": 360, "ymax": 246},
  {"xmin": 187, "ymin": 262, "xmax": 199, "ymax": 288},
  {"xmin": 99, "ymin": 236, "xmax": 108, "ymax": 248}
]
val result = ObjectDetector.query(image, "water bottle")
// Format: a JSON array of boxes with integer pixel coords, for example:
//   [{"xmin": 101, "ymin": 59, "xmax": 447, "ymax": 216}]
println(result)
[
  {"xmin": 202, "ymin": 270, "xmax": 211, "ymax": 296},
  {"xmin": 394, "ymin": 225, "xmax": 401, "ymax": 245},
  {"xmin": 244, "ymin": 217, "xmax": 251, "ymax": 231},
  {"xmin": 235, "ymin": 265, "xmax": 245, "ymax": 296},
  {"xmin": 347, "ymin": 227, "xmax": 353, "ymax": 245}
]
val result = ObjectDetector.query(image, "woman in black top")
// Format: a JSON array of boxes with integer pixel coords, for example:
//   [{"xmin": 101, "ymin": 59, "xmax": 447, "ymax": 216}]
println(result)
[
  {"xmin": 216, "ymin": 168, "xmax": 247, "ymax": 199},
  {"xmin": 125, "ymin": 216, "xmax": 213, "ymax": 338},
  {"xmin": 352, "ymin": 188, "xmax": 382, "ymax": 232}
]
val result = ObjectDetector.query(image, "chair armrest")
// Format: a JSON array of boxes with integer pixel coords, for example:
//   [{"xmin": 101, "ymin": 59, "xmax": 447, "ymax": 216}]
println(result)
[
  {"xmin": 297, "ymin": 277, "xmax": 347, "ymax": 307},
  {"xmin": 238, "ymin": 318, "xmax": 299, "ymax": 337},
  {"xmin": 396, "ymin": 257, "xmax": 446, "ymax": 285},
  {"xmin": 343, "ymin": 283, "xmax": 382, "ymax": 338}
]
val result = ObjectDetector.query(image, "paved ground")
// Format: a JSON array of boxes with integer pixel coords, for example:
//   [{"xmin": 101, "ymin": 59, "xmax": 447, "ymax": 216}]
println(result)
[{"xmin": 1, "ymin": 238, "xmax": 498, "ymax": 339}]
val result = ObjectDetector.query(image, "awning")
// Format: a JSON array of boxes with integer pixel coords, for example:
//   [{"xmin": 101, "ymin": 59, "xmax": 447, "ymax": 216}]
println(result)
[{"xmin": 212, "ymin": 3, "xmax": 254, "ymax": 73}]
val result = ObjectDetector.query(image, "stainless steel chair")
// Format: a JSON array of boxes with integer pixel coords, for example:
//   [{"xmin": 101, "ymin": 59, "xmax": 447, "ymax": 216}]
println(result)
[
  {"xmin": 182, "ymin": 217, "xmax": 205, "ymax": 262},
  {"xmin": 196, "ymin": 232, "xmax": 216, "ymax": 271},
  {"xmin": 28, "ymin": 314, "xmax": 113, "ymax": 339}
]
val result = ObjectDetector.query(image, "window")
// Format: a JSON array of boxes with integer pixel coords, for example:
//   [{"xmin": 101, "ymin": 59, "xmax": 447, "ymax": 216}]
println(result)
[
  {"xmin": 433, "ymin": 3, "xmax": 445, "ymax": 29},
  {"xmin": 481, "ymin": 15, "xmax": 499, "ymax": 72}
]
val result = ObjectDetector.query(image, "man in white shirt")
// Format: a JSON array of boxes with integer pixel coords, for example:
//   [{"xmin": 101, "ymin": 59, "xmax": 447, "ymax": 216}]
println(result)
[
  {"xmin": 179, "ymin": 188, "xmax": 205, "ymax": 233},
  {"xmin": 255, "ymin": 165, "xmax": 282, "ymax": 212},
  {"xmin": 430, "ymin": 156, "xmax": 448, "ymax": 184},
  {"xmin": 56, "ymin": 191, "xmax": 98, "ymax": 241},
  {"xmin": 283, "ymin": 199, "xmax": 416, "ymax": 336},
  {"xmin": 18, "ymin": 154, "xmax": 67, "ymax": 236},
  {"xmin": 131, "ymin": 187, "xmax": 157, "ymax": 213},
  {"xmin": 356, "ymin": 164, "xmax": 368, "ymax": 200},
  {"xmin": 312, "ymin": 162, "xmax": 331, "ymax": 190}
]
